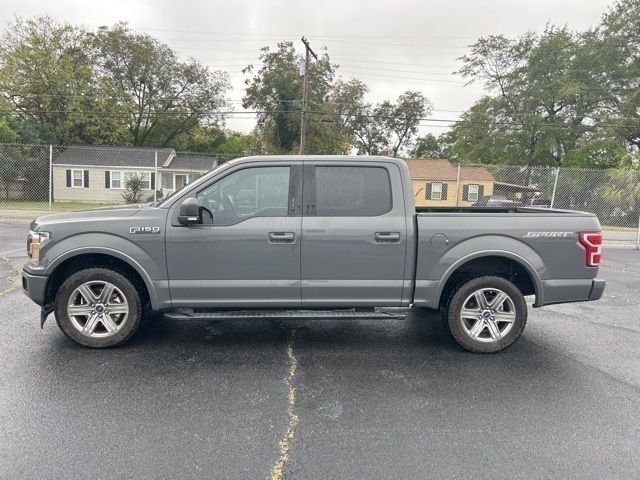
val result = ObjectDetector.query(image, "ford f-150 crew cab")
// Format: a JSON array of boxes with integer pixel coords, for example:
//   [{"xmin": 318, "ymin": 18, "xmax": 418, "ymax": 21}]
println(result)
[{"xmin": 22, "ymin": 156, "xmax": 605, "ymax": 353}]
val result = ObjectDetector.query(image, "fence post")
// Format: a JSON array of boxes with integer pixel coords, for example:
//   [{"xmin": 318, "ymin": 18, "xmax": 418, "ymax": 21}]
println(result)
[
  {"xmin": 455, "ymin": 164, "xmax": 461, "ymax": 207},
  {"xmin": 48, "ymin": 144, "xmax": 53, "ymax": 212},
  {"xmin": 550, "ymin": 167, "xmax": 560, "ymax": 209},
  {"xmin": 637, "ymin": 216, "xmax": 640, "ymax": 250},
  {"xmin": 154, "ymin": 150, "xmax": 158, "ymax": 204}
]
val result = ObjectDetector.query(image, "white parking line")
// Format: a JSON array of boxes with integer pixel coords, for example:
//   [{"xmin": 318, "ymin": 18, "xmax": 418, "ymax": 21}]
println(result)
[{"xmin": 0, "ymin": 247, "xmax": 24, "ymax": 256}]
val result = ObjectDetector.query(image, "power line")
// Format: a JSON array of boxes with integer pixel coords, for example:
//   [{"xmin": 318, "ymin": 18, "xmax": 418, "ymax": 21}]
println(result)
[
  {"xmin": 4, "ymin": 107, "xmax": 640, "ymax": 130},
  {"xmin": 127, "ymin": 26, "xmax": 481, "ymax": 41},
  {"xmin": 339, "ymin": 69, "xmax": 466, "ymax": 84},
  {"xmin": 339, "ymin": 65, "xmax": 461, "ymax": 76},
  {"xmin": 157, "ymin": 37, "xmax": 473, "ymax": 49}
]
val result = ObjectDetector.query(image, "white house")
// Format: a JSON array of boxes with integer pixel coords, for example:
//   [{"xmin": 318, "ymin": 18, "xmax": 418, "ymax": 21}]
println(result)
[{"xmin": 52, "ymin": 145, "xmax": 218, "ymax": 204}]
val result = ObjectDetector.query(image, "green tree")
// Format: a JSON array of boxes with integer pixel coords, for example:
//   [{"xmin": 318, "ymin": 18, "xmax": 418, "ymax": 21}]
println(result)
[
  {"xmin": 590, "ymin": 0, "xmax": 640, "ymax": 153},
  {"xmin": 122, "ymin": 175, "xmax": 145, "ymax": 204},
  {"xmin": 94, "ymin": 23, "xmax": 230, "ymax": 147},
  {"xmin": 0, "ymin": 16, "xmax": 122, "ymax": 144},
  {"xmin": 243, "ymin": 42, "xmax": 338, "ymax": 153},
  {"xmin": 171, "ymin": 125, "xmax": 264, "ymax": 155},
  {"xmin": 351, "ymin": 91, "xmax": 431, "ymax": 156},
  {"xmin": 411, "ymin": 133, "xmax": 443, "ymax": 158},
  {"xmin": 603, "ymin": 164, "xmax": 640, "ymax": 224},
  {"xmin": 453, "ymin": 28, "xmax": 599, "ymax": 167}
]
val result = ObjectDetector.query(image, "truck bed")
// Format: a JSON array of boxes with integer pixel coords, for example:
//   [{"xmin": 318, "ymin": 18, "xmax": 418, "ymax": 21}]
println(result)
[{"xmin": 415, "ymin": 206, "xmax": 588, "ymax": 215}]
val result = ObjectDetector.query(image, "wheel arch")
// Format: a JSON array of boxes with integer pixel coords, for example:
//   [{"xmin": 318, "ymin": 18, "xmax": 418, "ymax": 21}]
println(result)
[
  {"xmin": 44, "ymin": 248, "xmax": 156, "ymax": 310},
  {"xmin": 436, "ymin": 251, "xmax": 544, "ymax": 309}
]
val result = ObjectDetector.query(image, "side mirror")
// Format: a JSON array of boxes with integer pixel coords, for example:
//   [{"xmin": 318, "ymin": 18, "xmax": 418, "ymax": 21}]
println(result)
[{"xmin": 178, "ymin": 197, "xmax": 199, "ymax": 226}]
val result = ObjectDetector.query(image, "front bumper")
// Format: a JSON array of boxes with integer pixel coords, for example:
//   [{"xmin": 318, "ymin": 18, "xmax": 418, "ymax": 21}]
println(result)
[{"xmin": 22, "ymin": 269, "xmax": 49, "ymax": 306}]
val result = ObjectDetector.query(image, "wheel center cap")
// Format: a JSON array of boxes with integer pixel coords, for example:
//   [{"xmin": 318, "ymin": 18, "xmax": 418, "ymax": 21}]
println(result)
[
  {"xmin": 482, "ymin": 310, "xmax": 492, "ymax": 319},
  {"xmin": 95, "ymin": 303, "xmax": 105, "ymax": 313}
]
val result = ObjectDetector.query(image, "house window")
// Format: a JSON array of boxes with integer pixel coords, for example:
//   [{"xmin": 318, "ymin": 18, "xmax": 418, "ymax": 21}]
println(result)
[
  {"xmin": 430, "ymin": 182, "xmax": 443, "ymax": 200},
  {"xmin": 72, "ymin": 170, "xmax": 84, "ymax": 188},
  {"xmin": 468, "ymin": 184, "xmax": 480, "ymax": 202},
  {"xmin": 110, "ymin": 171, "xmax": 122, "ymax": 189},
  {"xmin": 123, "ymin": 171, "xmax": 151, "ymax": 190},
  {"xmin": 108, "ymin": 171, "xmax": 151, "ymax": 190},
  {"xmin": 174, "ymin": 173, "xmax": 189, "ymax": 190}
]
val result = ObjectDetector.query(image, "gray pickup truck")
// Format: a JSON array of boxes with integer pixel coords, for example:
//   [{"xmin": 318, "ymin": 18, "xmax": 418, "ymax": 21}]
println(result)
[{"xmin": 22, "ymin": 156, "xmax": 605, "ymax": 353}]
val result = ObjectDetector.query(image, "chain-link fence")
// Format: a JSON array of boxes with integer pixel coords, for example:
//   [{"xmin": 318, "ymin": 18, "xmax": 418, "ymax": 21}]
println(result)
[
  {"xmin": 0, "ymin": 143, "xmax": 638, "ymax": 248},
  {"xmin": 0, "ymin": 143, "xmax": 241, "ymax": 219}
]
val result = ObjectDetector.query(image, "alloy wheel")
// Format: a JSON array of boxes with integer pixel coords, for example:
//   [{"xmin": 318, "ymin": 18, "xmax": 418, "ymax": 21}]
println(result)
[
  {"xmin": 67, "ymin": 281, "xmax": 129, "ymax": 338},
  {"xmin": 459, "ymin": 287, "xmax": 516, "ymax": 343}
]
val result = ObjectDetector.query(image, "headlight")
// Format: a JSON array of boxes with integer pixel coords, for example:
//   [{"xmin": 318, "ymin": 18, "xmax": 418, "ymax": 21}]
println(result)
[{"xmin": 27, "ymin": 231, "xmax": 49, "ymax": 260}]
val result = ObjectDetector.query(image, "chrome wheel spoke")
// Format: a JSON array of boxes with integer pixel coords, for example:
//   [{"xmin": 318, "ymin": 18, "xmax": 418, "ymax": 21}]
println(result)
[
  {"xmin": 108, "ymin": 303, "xmax": 128, "ymax": 314},
  {"xmin": 98, "ymin": 283, "xmax": 115, "ymax": 304},
  {"xmin": 486, "ymin": 319, "xmax": 502, "ymax": 340},
  {"xmin": 461, "ymin": 308, "xmax": 479, "ymax": 319},
  {"xmin": 77, "ymin": 284, "xmax": 98, "ymax": 304},
  {"xmin": 82, "ymin": 313, "xmax": 100, "ymax": 335},
  {"xmin": 468, "ymin": 319, "xmax": 486, "ymax": 339},
  {"xmin": 493, "ymin": 311, "xmax": 516, "ymax": 323},
  {"xmin": 473, "ymin": 291, "xmax": 488, "ymax": 310},
  {"xmin": 100, "ymin": 314, "xmax": 118, "ymax": 334},
  {"xmin": 67, "ymin": 304, "xmax": 93, "ymax": 316},
  {"xmin": 489, "ymin": 291, "xmax": 509, "ymax": 310}
]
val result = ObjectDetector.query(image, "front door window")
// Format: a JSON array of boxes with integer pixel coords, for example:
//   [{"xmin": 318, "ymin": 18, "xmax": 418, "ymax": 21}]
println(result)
[{"xmin": 196, "ymin": 166, "xmax": 290, "ymax": 225}]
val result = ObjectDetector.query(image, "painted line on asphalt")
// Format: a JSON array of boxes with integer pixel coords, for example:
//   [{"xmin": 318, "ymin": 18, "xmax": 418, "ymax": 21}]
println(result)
[
  {"xmin": 0, "ymin": 247, "xmax": 24, "ymax": 256},
  {"xmin": 0, "ymin": 257, "xmax": 18, "ymax": 298},
  {"xmin": 270, "ymin": 328, "xmax": 300, "ymax": 480}
]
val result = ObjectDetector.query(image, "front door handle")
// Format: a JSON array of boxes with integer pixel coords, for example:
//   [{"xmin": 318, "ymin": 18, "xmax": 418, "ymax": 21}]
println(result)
[
  {"xmin": 269, "ymin": 232, "xmax": 296, "ymax": 244},
  {"xmin": 374, "ymin": 232, "xmax": 401, "ymax": 244}
]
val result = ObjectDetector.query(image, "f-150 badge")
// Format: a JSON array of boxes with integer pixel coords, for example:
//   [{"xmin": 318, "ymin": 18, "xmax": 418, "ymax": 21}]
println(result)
[{"xmin": 130, "ymin": 226, "xmax": 161, "ymax": 234}]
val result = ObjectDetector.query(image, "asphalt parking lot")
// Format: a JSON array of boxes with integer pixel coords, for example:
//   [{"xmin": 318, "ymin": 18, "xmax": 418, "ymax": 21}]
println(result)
[{"xmin": 1, "ymin": 221, "xmax": 639, "ymax": 479}]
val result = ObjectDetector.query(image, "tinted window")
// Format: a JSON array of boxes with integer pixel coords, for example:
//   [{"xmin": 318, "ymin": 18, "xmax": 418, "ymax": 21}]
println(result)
[
  {"xmin": 314, "ymin": 166, "xmax": 392, "ymax": 216},
  {"xmin": 197, "ymin": 166, "xmax": 290, "ymax": 225}
]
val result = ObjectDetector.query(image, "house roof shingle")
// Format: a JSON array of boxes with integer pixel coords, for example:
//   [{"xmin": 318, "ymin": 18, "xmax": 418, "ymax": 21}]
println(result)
[
  {"xmin": 53, "ymin": 145, "xmax": 175, "ymax": 168},
  {"xmin": 165, "ymin": 154, "xmax": 218, "ymax": 172},
  {"xmin": 403, "ymin": 158, "xmax": 494, "ymax": 182}
]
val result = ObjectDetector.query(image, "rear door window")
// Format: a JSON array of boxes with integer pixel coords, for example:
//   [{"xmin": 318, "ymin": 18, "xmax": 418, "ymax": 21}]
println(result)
[{"xmin": 314, "ymin": 166, "xmax": 392, "ymax": 216}]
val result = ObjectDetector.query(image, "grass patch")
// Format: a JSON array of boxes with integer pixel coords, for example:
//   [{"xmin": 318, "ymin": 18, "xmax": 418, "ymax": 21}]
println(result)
[
  {"xmin": 0, "ymin": 200, "xmax": 120, "ymax": 212},
  {"xmin": 601, "ymin": 225, "xmax": 639, "ymax": 232}
]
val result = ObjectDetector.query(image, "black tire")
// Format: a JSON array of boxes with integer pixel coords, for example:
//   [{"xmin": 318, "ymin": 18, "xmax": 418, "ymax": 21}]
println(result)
[
  {"xmin": 54, "ymin": 268, "xmax": 143, "ymax": 348},
  {"xmin": 443, "ymin": 276, "xmax": 527, "ymax": 353}
]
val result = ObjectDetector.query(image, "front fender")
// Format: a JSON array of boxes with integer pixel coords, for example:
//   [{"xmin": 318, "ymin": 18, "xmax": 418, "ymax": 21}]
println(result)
[
  {"xmin": 31, "ymin": 232, "xmax": 168, "ymax": 310},
  {"xmin": 415, "ymin": 235, "xmax": 546, "ymax": 308}
]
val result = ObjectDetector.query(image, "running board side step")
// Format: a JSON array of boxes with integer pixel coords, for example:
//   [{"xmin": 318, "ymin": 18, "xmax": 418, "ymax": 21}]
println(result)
[{"xmin": 164, "ymin": 309, "xmax": 406, "ymax": 321}]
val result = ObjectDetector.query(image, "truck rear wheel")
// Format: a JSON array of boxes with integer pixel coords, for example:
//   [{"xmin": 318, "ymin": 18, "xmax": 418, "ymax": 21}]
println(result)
[
  {"xmin": 54, "ymin": 268, "xmax": 143, "ymax": 348},
  {"xmin": 443, "ymin": 276, "xmax": 527, "ymax": 353}
]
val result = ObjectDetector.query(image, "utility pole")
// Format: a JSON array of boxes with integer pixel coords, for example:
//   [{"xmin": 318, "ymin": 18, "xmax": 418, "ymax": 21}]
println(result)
[{"xmin": 299, "ymin": 36, "xmax": 317, "ymax": 155}]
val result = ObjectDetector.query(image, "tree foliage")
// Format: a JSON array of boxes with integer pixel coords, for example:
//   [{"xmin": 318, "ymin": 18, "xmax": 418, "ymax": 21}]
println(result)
[
  {"xmin": 122, "ymin": 174, "xmax": 145, "ymax": 204},
  {"xmin": 243, "ymin": 45, "xmax": 431, "ymax": 156},
  {"xmin": 94, "ymin": 23, "xmax": 229, "ymax": 147},
  {"xmin": 243, "ymin": 42, "xmax": 339, "ymax": 153},
  {"xmin": 0, "ymin": 17, "xmax": 230, "ymax": 147},
  {"xmin": 447, "ymin": 0, "xmax": 640, "ymax": 168}
]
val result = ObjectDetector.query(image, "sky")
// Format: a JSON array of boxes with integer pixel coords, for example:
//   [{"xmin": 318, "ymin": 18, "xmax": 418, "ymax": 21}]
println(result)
[{"xmin": 0, "ymin": 0, "xmax": 615, "ymax": 136}]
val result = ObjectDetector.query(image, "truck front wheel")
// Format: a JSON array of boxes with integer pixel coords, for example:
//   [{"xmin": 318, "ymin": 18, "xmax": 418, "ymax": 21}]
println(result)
[
  {"xmin": 444, "ymin": 276, "xmax": 527, "ymax": 353},
  {"xmin": 54, "ymin": 268, "xmax": 143, "ymax": 348}
]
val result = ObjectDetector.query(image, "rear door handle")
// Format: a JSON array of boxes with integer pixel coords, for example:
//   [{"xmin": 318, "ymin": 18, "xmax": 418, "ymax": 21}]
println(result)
[
  {"xmin": 374, "ymin": 232, "xmax": 401, "ymax": 243},
  {"xmin": 268, "ymin": 232, "xmax": 296, "ymax": 244}
]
